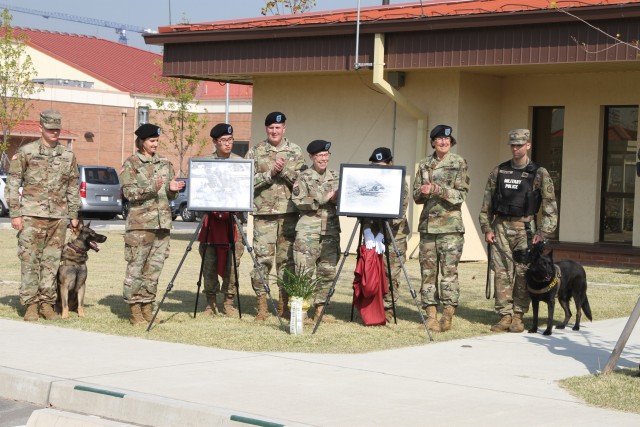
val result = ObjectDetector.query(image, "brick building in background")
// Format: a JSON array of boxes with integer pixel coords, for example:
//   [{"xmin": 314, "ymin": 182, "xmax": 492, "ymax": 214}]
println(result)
[{"xmin": 1, "ymin": 28, "xmax": 253, "ymax": 175}]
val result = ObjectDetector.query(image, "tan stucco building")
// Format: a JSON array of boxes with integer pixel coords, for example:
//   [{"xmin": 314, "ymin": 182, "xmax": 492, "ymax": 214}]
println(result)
[{"xmin": 145, "ymin": 1, "xmax": 640, "ymax": 265}]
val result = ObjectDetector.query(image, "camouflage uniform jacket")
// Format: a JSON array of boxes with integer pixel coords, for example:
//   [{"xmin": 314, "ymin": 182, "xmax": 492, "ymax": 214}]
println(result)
[
  {"xmin": 363, "ymin": 180, "xmax": 410, "ymax": 239},
  {"xmin": 120, "ymin": 152, "xmax": 178, "ymax": 231},
  {"xmin": 6, "ymin": 139, "xmax": 80, "ymax": 219},
  {"xmin": 478, "ymin": 161, "xmax": 557, "ymax": 237},
  {"xmin": 413, "ymin": 152, "xmax": 470, "ymax": 234},
  {"xmin": 245, "ymin": 137, "xmax": 304, "ymax": 215},
  {"xmin": 292, "ymin": 168, "xmax": 340, "ymax": 236}
]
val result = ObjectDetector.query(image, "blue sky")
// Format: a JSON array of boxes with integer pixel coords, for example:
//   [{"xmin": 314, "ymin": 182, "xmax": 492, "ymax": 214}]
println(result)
[{"xmin": 2, "ymin": 0, "xmax": 387, "ymax": 52}]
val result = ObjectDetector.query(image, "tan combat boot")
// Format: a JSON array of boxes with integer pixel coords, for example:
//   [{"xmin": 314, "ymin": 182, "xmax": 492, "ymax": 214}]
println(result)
[
  {"xmin": 277, "ymin": 291, "xmax": 290, "ymax": 319},
  {"xmin": 23, "ymin": 304, "xmax": 38, "ymax": 322},
  {"xmin": 129, "ymin": 303, "xmax": 145, "ymax": 325},
  {"xmin": 425, "ymin": 306, "xmax": 441, "ymax": 332},
  {"xmin": 140, "ymin": 303, "xmax": 153, "ymax": 322},
  {"xmin": 222, "ymin": 294, "xmax": 238, "ymax": 317},
  {"xmin": 490, "ymin": 314, "xmax": 512, "ymax": 332},
  {"xmin": 509, "ymin": 312, "xmax": 525, "ymax": 333},
  {"xmin": 314, "ymin": 305, "xmax": 336, "ymax": 323},
  {"xmin": 440, "ymin": 305, "xmax": 456, "ymax": 332},
  {"xmin": 39, "ymin": 303, "xmax": 60, "ymax": 321},
  {"xmin": 203, "ymin": 294, "xmax": 218, "ymax": 316},
  {"xmin": 255, "ymin": 294, "xmax": 268, "ymax": 321}
]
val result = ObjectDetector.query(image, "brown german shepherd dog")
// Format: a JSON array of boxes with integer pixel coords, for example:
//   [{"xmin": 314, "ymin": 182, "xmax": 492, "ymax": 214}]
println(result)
[
  {"xmin": 56, "ymin": 222, "xmax": 107, "ymax": 319},
  {"xmin": 526, "ymin": 241, "xmax": 592, "ymax": 336}
]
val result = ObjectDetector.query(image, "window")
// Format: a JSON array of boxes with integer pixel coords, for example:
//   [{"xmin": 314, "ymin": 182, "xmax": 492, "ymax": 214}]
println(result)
[
  {"xmin": 232, "ymin": 141, "xmax": 249, "ymax": 158},
  {"xmin": 532, "ymin": 107, "xmax": 565, "ymax": 241},
  {"xmin": 600, "ymin": 106, "xmax": 638, "ymax": 243},
  {"xmin": 138, "ymin": 106, "xmax": 149, "ymax": 126}
]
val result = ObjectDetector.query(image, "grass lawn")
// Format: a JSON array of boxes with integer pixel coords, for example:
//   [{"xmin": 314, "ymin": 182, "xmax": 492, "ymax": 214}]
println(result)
[{"xmin": 1, "ymin": 229, "xmax": 639, "ymax": 412}]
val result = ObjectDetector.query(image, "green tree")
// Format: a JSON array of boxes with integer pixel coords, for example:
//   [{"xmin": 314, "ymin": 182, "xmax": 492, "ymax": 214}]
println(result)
[
  {"xmin": 0, "ymin": 8, "xmax": 41, "ymax": 170},
  {"xmin": 153, "ymin": 60, "xmax": 207, "ymax": 177},
  {"xmin": 261, "ymin": 0, "xmax": 316, "ymax": 15}
]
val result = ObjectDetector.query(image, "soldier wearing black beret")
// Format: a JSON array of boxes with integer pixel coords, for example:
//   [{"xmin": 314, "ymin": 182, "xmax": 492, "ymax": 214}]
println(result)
[
  {"xmin": 292, "ymin": 139, "xmax": 340, "ymax": 323},
  {"xmin": 361, "ymin": 146, "xmax": 410, "ymax": 324},
  {"xmin": 414, "ymin": 124, "xmax": 470, "ymax": 333},
  {"xmin": 120, "ymin": 122, "xmax": 185, "ymax": 325},
  {"xmin": 197, "ymin": 122, "xmax": 244, "ymax": 317},
  {"xmin": 244, "ymin": 111, "xmax": 305, "ymax": 321}
]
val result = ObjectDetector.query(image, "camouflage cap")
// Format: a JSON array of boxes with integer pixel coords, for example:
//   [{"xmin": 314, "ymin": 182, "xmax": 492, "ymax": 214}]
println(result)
[
  {"xmin": 508, "ymin": 128, "xmax": 530, "ymax": 145},
  {"xmin": 40, "ymin": 109, "xmax": 62, "ymax": 129}
]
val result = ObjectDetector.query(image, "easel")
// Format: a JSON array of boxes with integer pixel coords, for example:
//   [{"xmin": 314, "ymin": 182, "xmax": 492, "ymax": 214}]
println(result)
[
  {"xmin": 193, "ymin": 212, "xmax": 242, "ymax": 318},
  {"xmin": 147, "ymin": 213, "xmax": 286, "ymax": 332},
  {"xmin": 312, "ymin": 218, "xmax": 433, "ymax": 341}
]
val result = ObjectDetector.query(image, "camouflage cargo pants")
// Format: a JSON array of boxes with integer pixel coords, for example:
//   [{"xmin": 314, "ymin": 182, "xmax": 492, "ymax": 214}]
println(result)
[
  {"xmin": 251, "ymin": 214, "xmax": 297, "ymax": 295},
  {"xmin": 418, "ymin": 232, "xmax": 464, "ymax": 307},
  {"xmin": 123, "ymin": 229, "xmax": 170, "ymax": 304},
  {"xmin": 293, "ymin": 233, "xmax": 340, "ymax": 305},
  {"xmin": 198, "ymin": 241, "xmax": 244, "ymax": 296},
  {"xmin": 492, "ymin": 219, "xmax": 530, "ymax": 315},
  {"xmin": 17, "ymin": 216, "xmax": 67, "ymax": 305},
  {"xmin": 383, "ymin": 236, "xmax": 407, "ymax": 310}
]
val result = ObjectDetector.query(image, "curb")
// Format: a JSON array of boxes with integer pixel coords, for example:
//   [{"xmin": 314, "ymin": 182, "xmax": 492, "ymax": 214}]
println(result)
[
  {"xmin": 0, "ymin": 366, "xmax": 293, "ymax": 427},
  {"xmin": 27, "ymin": 408, "xmax": 141, "ymax": 427}
]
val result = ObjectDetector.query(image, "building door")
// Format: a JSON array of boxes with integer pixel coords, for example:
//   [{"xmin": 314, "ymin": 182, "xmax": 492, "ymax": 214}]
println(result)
[
  {"xmin": 532, "ymin": 107, "xmax": 564, "ymax": 241},
  {"xmin": 600, "ymin": 106, "xmax": 638, "ymax": 243}
]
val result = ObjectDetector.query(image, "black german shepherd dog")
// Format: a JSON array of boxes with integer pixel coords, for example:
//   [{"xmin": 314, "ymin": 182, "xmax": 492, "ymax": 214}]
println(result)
[{"xmin": 525, "ymin": 241, "xmax": 592, "ymax": 335}]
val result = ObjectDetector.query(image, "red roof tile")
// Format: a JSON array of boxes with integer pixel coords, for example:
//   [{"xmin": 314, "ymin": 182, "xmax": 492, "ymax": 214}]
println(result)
[
  {"xmin": 12, "ymin": 120, "xmax": 77, "ymax": 140},
  {"xmin": 13, "ymin": 28, "xmax": 163, "ymax": 95},
  {"xmin": 6, "ymin": 28, "xmax": 252, "ymax": 98},
  {"xmin": 159, "ymin": 0, "xmax": 639, "ymax": 33}
]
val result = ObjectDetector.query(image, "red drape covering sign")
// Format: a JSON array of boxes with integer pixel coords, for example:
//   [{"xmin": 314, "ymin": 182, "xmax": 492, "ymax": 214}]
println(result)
[{"xmin": 353, "ymin": 245, "xmax": 389, "ymax": 326}]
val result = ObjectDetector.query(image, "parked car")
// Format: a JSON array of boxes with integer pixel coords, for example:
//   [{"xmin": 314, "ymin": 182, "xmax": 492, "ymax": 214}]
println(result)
[
  {"xmin": 171, "ymin": 178, "xmax": 198, "ymax": 222},
  {"xmin": 78, "ymin": 165, "xmax": 122, "ymax": 220},
  {"xmin": 0, "ymin": 174, "xmax": 8, "ymax": 217}
]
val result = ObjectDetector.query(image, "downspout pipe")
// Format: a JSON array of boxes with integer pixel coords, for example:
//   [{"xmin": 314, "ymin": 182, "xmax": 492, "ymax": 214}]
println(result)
[{"xmin": 371, "ymin": 32, "xmax": 428, "ymax": 253}]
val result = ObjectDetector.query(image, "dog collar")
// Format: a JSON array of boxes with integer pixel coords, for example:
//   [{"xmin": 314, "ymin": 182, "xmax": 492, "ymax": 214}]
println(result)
[
  {"xmin": 68, "ymin": 242, "xmax": 89, "ymax": 254},
  {"xmin": 527, "ymin": 265, "xmax": 561, "ymax": 295}
]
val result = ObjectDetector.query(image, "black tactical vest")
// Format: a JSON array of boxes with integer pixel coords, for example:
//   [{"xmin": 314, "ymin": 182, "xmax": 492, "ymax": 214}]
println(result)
[{"xmin": 492, "ymin": 160, "xmax": 541, "ymax": 217}]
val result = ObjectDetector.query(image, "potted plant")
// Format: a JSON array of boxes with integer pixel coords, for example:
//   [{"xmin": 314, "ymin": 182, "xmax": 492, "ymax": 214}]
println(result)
[{"xmin": 276, "ymin": 266, "xmax": 320, "ymax": 334}]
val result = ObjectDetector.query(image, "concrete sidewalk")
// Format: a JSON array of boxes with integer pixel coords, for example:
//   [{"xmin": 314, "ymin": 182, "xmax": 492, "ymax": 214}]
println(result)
[{"xmin": 0, "ymin": 317, "xmax": 639, "ymax": 427}]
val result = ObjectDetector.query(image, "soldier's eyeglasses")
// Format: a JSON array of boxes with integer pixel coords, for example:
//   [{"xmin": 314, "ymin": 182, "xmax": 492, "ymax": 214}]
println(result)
[
  {"xmin": 218, "ymin": 137, "xmax": 233, "ymax": 144},
  {"xmin": 314, "ymin": 152, "xmax": 331, "ymax": 159}
]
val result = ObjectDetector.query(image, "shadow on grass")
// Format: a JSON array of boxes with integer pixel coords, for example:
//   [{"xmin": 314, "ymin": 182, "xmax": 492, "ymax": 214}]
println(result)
[{"xmin": 0, "ymin": 294, "xmax": 22, "ymax": 316}]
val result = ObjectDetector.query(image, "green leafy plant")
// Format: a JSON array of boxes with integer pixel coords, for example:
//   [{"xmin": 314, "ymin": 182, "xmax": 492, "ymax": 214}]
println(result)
[{"xmin": 276, "ymin": 265, "xmax": 320, "ymax": 300}]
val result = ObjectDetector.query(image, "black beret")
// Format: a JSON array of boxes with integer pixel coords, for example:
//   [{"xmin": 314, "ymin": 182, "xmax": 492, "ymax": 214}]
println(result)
[
  {"xmin": 210, "ymin": 123, "xmax": 233, "ymax": 139},
  {"xmin": 135, "ymin": 123, "xmax": 161, "ymax": 140},
  {"xmin": 430, "ymin": 124, "xmax": 453, "ymax": 140},
  {"xmin": 265, "ymin": 111, "xmax": 286, "ymax": 126},
  {"xmin": 369, "ymin": 147, "xmax": 393, "ymax": 163},
  {"xmin": 307, "ymin": 139, "xmax": 331, "ymax": 155}
]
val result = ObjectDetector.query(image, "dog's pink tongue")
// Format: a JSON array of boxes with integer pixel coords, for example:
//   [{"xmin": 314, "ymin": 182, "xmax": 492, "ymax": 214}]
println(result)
[{"xmin": 90, "ymin": 242, "xmax": 100, "ymax": 252}]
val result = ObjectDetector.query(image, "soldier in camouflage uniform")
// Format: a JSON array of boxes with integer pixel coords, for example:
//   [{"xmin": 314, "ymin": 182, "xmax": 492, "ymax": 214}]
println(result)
[
  {"xmin": 120, "ymin": 123, "xmax": 185, "ymax": 325},
  {"xmin": 197, "ymin": 123, "xmax": 244, "ymax": 317},
  {"xmin": 244, "ymin": 112, "xmax": 305, "ymax": 320},
  {"xmin": 413, "ymin": 125, "xmax": 470, "ymax": 332},
  {"xmin": 292, "ymin": 140, "xmax": 340, "ymax": 322},
  {"xmin": 361, "ymin": 147, "xmax": 410, "ymax": 324},
  {"xmin": 5, "ymin": 110, "xmax": 81, "ymax": 321},
  {"xmin": 479, "ymin": 128, "xmax": 557, "ymax": 333}
]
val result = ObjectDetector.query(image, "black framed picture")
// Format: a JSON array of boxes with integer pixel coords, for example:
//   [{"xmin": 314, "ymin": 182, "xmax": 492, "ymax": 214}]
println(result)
[
  {"xmin": 337, "ymin": 163, "xmax": 405, "ymax": 218},
  {"xmin": 187, "ymin": 158, "xmax": 254, "ymax": 212}
]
